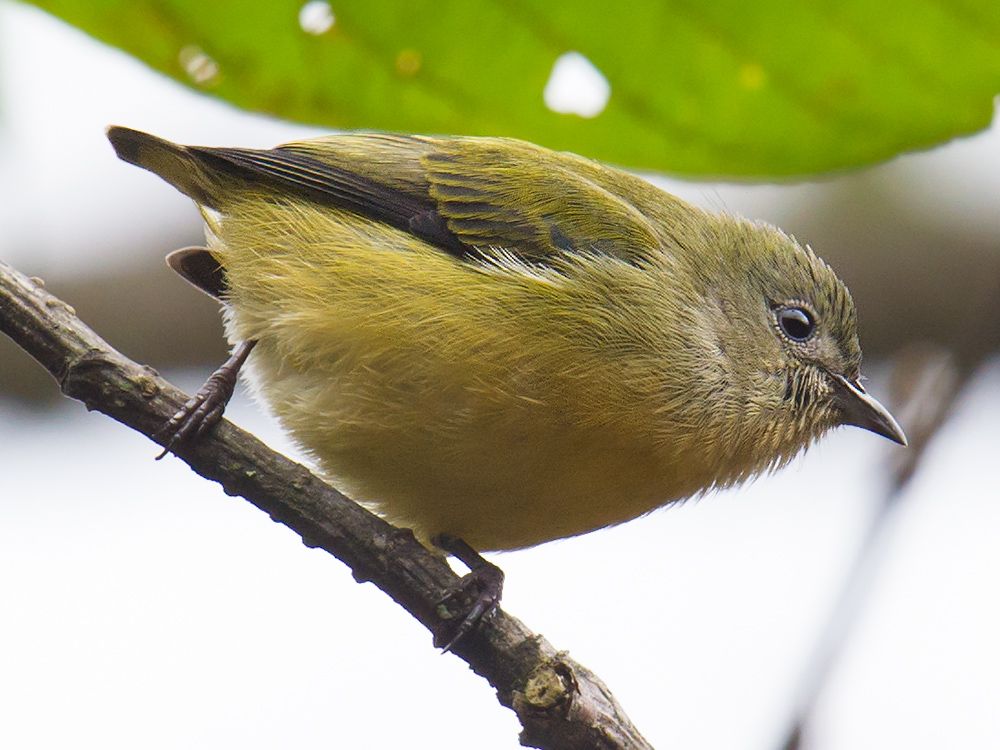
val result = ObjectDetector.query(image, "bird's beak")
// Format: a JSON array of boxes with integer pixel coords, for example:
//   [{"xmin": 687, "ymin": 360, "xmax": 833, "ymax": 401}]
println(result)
[{"xmin": 829, "ymin": 374, "xmax": 907, "ymax": 445}]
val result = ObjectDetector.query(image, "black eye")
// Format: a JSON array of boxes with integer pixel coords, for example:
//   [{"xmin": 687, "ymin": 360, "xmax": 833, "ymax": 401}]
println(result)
[{"xmin": 777, "ymin": 306, "xmax": 816, "ymax": 341}]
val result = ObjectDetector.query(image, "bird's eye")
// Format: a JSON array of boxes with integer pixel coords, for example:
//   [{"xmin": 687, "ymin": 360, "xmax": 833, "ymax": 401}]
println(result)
[{"xmin": 776, "ymin": 306, "xmax": 816, "ymax": 342}]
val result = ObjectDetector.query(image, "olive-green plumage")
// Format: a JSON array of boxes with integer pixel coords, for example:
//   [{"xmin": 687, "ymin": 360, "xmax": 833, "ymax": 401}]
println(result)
[{"xmin": 108, "ymin": 126, "xmax": 904, "ymax": 552}]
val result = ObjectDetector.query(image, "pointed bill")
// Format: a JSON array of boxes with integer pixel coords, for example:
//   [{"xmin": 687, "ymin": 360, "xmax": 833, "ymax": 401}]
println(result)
[{"xmin": 830, "ymin": 374, "xmax": 907, "ymax": 446}]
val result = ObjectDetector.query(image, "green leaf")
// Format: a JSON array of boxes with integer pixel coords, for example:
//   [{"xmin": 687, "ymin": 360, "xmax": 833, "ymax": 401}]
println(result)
[{"xmin": 24, "ymin": 0, "xmax": 1000, "ymax": 176}]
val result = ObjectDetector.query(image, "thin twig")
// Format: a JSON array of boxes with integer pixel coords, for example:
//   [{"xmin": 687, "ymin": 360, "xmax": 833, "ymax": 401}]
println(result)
[
  {"xmin": 778, "ymin": 345, "xmax": 981, "ymax": 750},
  {"xmin": 778, "ymin": 260, "xmax": 1000, "ymax": 750},
  {"xmin": 0, "ymin": 259, "xmax": 654, "ymax": 750}
]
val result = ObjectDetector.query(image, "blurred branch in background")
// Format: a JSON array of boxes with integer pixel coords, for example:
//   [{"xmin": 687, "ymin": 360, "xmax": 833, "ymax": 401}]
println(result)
[{"xmin": 780, "ymin": 258, "xmax": 1000, "ymax": 748}]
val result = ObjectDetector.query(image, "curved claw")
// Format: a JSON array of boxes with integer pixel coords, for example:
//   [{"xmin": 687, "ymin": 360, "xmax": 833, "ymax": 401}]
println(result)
[
  {"xmin": 154, "ymin": 384, "xmax": 228, "ymax": 458},
  {"xmin": 431, "ymin": 534, "xmax": 505, "ymax": 652},
  {"xmin": 154, "ymin": 340, "xmax": 256, "ymax": 458}
]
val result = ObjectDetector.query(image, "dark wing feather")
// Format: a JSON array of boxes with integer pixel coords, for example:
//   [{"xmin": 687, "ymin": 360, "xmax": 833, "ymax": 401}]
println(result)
[
  {"xmin": 187, "ymin": 145, "xmax": 467, "ymax": 256},
  {"xmin": 193, "ymin": 136, "xmax": 662, "ymax": 268}
]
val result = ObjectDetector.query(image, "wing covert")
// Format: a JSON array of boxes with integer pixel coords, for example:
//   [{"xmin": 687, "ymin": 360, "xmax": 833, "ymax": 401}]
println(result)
[{"xmin": 421, "ymin": 138, "xmax": 662, "ymax": 267}]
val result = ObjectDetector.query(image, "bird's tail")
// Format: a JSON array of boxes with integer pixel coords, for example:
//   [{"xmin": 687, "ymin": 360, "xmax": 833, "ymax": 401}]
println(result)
[{"xmin": 106, "ymin": 126, "xmax": 226, "ymax": 208}]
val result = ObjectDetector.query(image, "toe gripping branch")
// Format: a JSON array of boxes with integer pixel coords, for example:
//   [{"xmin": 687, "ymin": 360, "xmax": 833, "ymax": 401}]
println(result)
[
  {"xmin": 432, "ymin": 534, "xmax": 505, "ymax": 653},
  {"xmin": 155, "ymin": 340, "xmax": 257, "ymax": 458}
]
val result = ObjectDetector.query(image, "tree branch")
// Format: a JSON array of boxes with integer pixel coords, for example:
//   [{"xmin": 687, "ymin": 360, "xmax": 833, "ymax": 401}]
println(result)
[{"xmin": 0, "ymin": 259, "xmax": 654, "ymax": 750}]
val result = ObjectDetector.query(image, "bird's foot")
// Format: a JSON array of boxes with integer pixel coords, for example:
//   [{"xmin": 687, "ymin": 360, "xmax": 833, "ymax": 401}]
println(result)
[
  {"xmin": 155, "ymin": 340, "xmax": 256, "ymax": 458},
  {"xmin": 431, "ymin": 534, "xmax": 505, "ymax": 652}
]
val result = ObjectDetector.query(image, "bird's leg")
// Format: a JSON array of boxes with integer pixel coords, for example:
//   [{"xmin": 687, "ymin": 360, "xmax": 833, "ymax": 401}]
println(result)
[
  {"xmin": 155, "ymin": 339, "xmax": 257, "ymax": 458},
  {"xmin": 431, "ymin": 533, "xmax": 505, "ymax": 652}
]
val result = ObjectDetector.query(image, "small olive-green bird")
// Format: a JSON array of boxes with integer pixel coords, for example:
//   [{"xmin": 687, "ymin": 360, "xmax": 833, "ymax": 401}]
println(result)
[{"xmin": 108, "ymin": 127, "xmax": 905, "ymax": 556}]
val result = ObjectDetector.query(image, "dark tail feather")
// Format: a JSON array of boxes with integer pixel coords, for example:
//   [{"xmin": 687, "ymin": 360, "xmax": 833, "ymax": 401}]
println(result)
[
  {"xmin": 106, "ymin": 126, "xmax": 222, "ymax": 208},
  {"xmin": 166, "ymin": 247, "xmax": 227, "ymax": 299}
]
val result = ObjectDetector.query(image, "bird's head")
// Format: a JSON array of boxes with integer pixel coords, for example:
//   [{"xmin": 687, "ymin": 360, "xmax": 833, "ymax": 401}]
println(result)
[{"xmin": 671, "ymin": 215, "xmax": 906, "ymax": 482}]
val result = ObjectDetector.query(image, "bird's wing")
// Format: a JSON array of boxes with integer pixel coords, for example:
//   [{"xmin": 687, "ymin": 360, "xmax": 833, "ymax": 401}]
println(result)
[
  {"xmin": 418, "ymin": 137, "xmax": 661, "ymax": 267},
  {"xmin": 203, "ymin": 135, "xmax": 662, "ymax": 267},
  {"xmin": 109, "ymin": 127, "xmax": 661, "ymax": 268},
  {"xmin": 246, "ymin": 136, "xmax": 662, "ymax": 267}
]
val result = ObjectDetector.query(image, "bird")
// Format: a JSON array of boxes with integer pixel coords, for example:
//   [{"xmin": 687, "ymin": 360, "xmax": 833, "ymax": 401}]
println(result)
[{"xmin": 107, "ymin": 126, "xmax": 905, "ymax": 645}]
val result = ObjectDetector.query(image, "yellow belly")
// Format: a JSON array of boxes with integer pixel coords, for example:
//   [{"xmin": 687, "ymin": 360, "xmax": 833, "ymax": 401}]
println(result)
[{"xmin": 241, "ymin": 347, "xmax": 689, "ymax": 550}]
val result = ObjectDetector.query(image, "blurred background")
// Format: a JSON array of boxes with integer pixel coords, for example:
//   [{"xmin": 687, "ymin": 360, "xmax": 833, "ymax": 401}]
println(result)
[{"xmin": 1, "ymin": 1, "xmax": 998, "ymax": 748}]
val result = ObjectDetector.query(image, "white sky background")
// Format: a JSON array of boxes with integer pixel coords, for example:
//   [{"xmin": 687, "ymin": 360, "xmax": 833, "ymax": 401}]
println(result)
[{"xmin": 0, "ymin": 3, "xmax": 999, "ymax": 749}]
